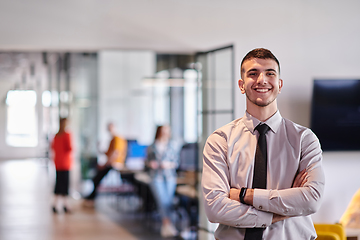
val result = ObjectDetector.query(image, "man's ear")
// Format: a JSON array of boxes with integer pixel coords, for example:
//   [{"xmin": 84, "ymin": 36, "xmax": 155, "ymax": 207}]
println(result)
[
  {"xmin": 279, "ymin": 79, "xmax": 283, "ymax": 93},
  {"xmin": 238, "ymin": 79, "xmax": 246, "ymax": 94}
]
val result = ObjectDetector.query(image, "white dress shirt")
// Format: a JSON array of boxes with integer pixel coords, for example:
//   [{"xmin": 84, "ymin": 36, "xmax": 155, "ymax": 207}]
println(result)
[{"xmin": 201, "ymin": 111, "xmax": 325, "ymax": 240}]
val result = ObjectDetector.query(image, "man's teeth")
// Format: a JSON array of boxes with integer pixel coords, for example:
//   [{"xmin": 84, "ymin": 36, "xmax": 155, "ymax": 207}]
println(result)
[{"xmin": 256, "ymin": 89, "xmax": 269, "ymax": 92}]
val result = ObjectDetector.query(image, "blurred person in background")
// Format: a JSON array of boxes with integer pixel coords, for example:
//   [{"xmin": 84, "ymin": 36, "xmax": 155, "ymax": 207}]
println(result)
[
  {"xmin": 83, "ymin": 122, "xmax": 127, "ymax": 207},
  {"xmin": 146, "ymin": 125, "xmax": 180, "ymax": 238},
  {"xmin": 51, "ymin": 117, "xmax": 73, "ymax": 213},
  {"xmin": 340, "ymin": 188, "xmax": 360, "ymax": 228}
]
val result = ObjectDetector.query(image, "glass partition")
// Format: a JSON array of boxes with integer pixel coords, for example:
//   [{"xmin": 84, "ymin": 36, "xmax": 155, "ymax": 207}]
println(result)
[{"xmin": 196, "ymin": 45, "xmax": 234, "ymax": 239}]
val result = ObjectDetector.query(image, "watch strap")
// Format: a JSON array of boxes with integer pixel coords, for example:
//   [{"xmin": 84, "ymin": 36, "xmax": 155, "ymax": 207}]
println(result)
[{"xmin": 239, "ymin": 187, "xmax": 247, "ymax": 204}]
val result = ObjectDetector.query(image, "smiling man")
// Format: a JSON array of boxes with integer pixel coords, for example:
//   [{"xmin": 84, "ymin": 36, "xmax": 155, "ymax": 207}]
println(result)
[{"xmin": 201, "ymin": 48, "xmax": 325, "ymax": 240}]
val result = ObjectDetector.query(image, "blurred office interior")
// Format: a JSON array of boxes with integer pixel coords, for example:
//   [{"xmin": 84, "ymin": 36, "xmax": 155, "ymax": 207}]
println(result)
[{"xmin": 1, "ymin": 1, "xmax": 360, "ymax": 239}]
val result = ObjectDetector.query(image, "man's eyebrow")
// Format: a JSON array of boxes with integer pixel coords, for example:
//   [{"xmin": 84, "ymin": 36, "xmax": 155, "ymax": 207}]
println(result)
[{"xmin": 246, "ymin": 68, "xmax": 278, "ymax": 73}]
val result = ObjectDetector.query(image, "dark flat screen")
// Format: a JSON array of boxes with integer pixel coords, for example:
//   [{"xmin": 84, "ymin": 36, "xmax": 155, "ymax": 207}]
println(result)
[{"xmin": 310, "ymin": 79, "xmax": 360, "ymax": 151}]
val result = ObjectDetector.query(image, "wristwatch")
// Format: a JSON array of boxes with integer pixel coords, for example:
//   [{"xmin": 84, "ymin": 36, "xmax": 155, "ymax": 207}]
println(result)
[{"xmin": 239, "ymin": 187, "xmax": 247, "ymax": 204}]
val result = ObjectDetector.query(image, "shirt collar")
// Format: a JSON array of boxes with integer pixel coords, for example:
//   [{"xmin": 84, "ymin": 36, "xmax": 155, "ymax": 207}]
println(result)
[{"xmin": 243, "ymin": 110, "xmax": 282, "ymax": 134}]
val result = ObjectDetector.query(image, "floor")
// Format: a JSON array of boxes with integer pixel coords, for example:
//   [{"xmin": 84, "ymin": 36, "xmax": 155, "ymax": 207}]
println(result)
[{"xmin": 0, "ymin": 159, "xmax": 196, "ymax": 240}]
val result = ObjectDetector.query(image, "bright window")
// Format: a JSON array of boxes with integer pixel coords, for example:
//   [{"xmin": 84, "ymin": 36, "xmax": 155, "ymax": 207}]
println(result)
[{"xmin": 6, "ymin": 90, "xmax": 38, "ymax": 147}]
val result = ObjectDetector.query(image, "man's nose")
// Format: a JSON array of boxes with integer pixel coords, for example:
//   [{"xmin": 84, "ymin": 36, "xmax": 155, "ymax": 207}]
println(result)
[{"xmin": 257, "ymin": 72, "xmax": 267, "ymax": 84}]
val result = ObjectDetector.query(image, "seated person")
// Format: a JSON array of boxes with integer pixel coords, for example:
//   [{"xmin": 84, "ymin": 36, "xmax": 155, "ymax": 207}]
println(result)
[{"xmin": 83, "ymin": 122, "xmax": 127, "ymax": 207}]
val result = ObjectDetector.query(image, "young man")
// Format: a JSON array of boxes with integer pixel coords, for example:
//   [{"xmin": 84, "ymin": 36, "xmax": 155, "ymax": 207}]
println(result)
[{"xmin": 201, "ymin": 48, "xmax": 325, "ymax": 239}]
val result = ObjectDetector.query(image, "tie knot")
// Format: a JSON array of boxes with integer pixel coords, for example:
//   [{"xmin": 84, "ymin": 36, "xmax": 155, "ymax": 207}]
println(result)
[{"xmin": 256, "ymin": 124, "xmax": 270, "ymax": 135}]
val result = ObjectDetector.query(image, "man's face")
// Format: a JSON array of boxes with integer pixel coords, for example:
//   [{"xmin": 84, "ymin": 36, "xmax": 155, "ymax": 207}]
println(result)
[{"xmin": 238, "ymin": 58, "xmax": 283, "ymax": 108}]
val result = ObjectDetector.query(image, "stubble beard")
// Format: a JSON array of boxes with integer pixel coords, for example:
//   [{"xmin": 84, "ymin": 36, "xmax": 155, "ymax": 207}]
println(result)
[{"xmin": 246, "ymin": 93, "xmax": 277, "ymax": 108}]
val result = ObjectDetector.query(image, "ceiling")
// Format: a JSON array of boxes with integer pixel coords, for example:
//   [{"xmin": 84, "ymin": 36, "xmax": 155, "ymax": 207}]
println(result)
[
  {"xmin": 0, "ymin": 1, "xmax": 358, "ymax": 56},
  {"xmin": 0, "ymin": 0, "xmax": 241, "ymax": 53}
]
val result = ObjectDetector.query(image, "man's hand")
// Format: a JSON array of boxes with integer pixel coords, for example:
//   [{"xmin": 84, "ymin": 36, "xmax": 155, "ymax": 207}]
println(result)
[
  {"xmin": 292, "ymin": 169, "xmax": 308, "ymax": 188},
  {"xmin": 272, "ymin": 213, "xmax": 289, "ymax": 224}
]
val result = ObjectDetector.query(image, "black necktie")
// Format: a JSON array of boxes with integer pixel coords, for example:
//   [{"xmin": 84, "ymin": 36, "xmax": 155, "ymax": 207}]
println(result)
[{"xmin": 244, "ymin": 123, "xmax": 270, "ymax": 240}]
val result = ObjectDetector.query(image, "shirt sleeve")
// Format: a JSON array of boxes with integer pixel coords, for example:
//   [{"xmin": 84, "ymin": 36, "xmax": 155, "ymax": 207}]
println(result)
[
  {"xmin": 252, "ymin": 129, "xmax": 325, "ymax": 216},
  {"xmin": 202, "ymin": 131, "xmax": 273, "ymax": 228}
]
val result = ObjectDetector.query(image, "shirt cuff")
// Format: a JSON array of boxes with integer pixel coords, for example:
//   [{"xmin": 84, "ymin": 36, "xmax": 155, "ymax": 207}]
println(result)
[
  {"xmin": 233, "ymin": 206, "xmax": 273, "ymax": 228},
  {"xmin": 253, "ymin": 188, "xmax": 271, "ymax": 212},
  {"xmin": 254, "ymin": 208, "xmax": 273, "ymax": 228}
]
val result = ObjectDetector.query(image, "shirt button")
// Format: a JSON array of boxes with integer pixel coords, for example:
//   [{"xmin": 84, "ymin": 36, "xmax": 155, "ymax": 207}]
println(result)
[
  {"xmin": 284, "ymin": 209, "xmax": 289, "ymax": 213},
  {"xmin": 259, "ymin": 205, "xmax": 263, "ymax": 209},
  {"xmin": 262, "ymin": 224, "xmax": 266, "ymax": 227}
]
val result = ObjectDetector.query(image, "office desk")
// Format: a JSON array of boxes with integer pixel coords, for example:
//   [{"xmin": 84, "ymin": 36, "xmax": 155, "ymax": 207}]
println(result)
[
  {"xmin": 176, "ymin": 184, "xmax": 198, "ymax": 199},
  {"xmin": 134, "ymin": 171, "xmax": 151, "ymax": 184}
]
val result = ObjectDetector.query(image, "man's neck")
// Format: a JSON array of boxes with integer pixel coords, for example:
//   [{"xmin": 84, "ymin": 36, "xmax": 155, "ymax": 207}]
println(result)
[{"xmin": 246, "ymin": 102, "xmax": 278, "ymax": 122}]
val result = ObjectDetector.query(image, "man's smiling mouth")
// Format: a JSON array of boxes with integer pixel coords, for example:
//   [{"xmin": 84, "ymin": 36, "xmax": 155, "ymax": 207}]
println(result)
[{"xmin": 255, "ymin": 88, "xmax": 271, "ymax": 93}]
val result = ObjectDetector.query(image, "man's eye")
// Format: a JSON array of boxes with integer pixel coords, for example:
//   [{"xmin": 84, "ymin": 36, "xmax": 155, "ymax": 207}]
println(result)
[
  {"xmin": 267, "ymin": 72, "xmax": 275, "ymax": 76},
  {"xmin": 249, "ymin": 73, "xmax": 257, "ymax": 76}
]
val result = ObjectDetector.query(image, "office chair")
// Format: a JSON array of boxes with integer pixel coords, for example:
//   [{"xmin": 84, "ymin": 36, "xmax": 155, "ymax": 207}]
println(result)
[{"xmin": 314, "ymin": 223, "xmax": 346, "ymax": 240}]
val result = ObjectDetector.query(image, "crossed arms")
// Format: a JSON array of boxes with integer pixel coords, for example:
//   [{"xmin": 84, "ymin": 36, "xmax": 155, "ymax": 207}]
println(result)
[
  {"xmin": 201, "ymin": 130, "xmax": 325, "ymax": 228},
  {"xmin": 229, "ymin": 169, "xmax": 308, "ymax": 224}
]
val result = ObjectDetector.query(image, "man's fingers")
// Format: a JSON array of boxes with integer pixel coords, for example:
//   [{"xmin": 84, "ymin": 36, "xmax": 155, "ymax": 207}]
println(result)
[
  {"xmin": 301, "ymin": 175, "xmax": 308, "ymax": 186},
  {"xmin": 298, "ymin": 171, "xmax": 307, "ymax": 184},
  {"xmin": 293, "ymin": 169, "xmax": 307, "ymax": 188},
  {"xmin": 272, "ymin": 213, "xmax": 289, "ymax": 224},
  {"xmin": 292, "ymin": 170, "xmax": 303, "ymax": 187}
]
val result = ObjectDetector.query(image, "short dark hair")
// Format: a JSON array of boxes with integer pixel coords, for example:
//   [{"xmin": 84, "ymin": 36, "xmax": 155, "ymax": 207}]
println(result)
[
  {"xmin": 59, "ymin": 117, "xmax": 67, "ymax": 124},
  {"xmin": 240, "ymin": 48, "xmax": 280, "ymax": 77},
  {"xmin": 154, "ymin": 125, "xmax": 164, "ymax": 140}
]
